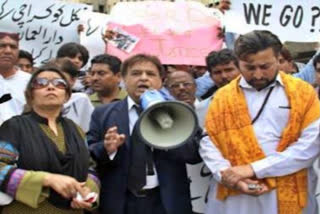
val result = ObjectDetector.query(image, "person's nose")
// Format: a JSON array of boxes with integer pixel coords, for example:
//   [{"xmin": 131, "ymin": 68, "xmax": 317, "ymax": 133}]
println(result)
[
  {"xmin": 3, "ymin": 45, "xmax": 13, "ymax": 54},
  {"xmin": 91, "ymin": 73, "xmax": 98, "ymax": 82},
  {"xmin": 253, "ymin": 69, "xmax": 263, "ymax": 80},
  {"xmin": 140, "ymin": 72, "xmax": 148, "ymax": 81},
  {"xmin": 46, "ymin": 82, "xmax": 56, "ymax": 90},
  {"xmin": 221, "ymin": 71, "xmax": 228, "ymax": 79}
]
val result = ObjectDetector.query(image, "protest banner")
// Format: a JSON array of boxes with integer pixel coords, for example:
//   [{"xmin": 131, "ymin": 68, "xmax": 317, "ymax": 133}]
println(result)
[
  {"xmin": 106, "ymin": 22, "xmax": 222, "ymax": 66},
  {"xmin": 0, "ymin": 0, "xmax": 91, "ymax": 66},
  {"xmin": 107, "ymin": 1, "xmax": 223, "ymax": 66},
  {"xmin": 79, "ymin": 11, "xmax": 111, "ymax": 68},
  {"xmin": 186, "ymin": 163, "xmax": 211, "ymax": 214},
  {"xmin": 224, "ymin": 0, "xmax": 320, "ymax": 42}
]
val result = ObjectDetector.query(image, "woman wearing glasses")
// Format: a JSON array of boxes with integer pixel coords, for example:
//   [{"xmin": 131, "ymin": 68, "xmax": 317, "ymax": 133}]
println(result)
[{"xmin": 0, "ymin": 66, "xmax": 99, "ymax": 213}]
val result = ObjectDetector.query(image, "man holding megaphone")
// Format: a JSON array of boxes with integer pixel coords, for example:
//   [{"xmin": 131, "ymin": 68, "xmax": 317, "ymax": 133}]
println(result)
[{"xmin": 87, "ymin": 54, "xmax": 202, "ymax": 214}]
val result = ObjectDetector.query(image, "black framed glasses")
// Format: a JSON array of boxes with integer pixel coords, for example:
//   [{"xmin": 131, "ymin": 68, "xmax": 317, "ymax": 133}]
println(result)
[{"xmin": 32, "ymin": 77, "xmax": 68, "ymax": 90}]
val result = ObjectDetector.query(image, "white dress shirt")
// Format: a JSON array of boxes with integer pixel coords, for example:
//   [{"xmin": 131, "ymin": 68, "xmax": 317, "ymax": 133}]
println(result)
[
  {"xmin": 127, "ymin": 96, "xmax": 159, "ymax": 189},
  {"xmin": 3, "ymin": 68, "xmax": 31, "ymax": 104},
  {"xmin": 109, "ymin": 96, "xmax": 159, "ymax": 189},
  {"xmin": 200, "ymin": 74, "xmax": 320, "ymax": 214}
]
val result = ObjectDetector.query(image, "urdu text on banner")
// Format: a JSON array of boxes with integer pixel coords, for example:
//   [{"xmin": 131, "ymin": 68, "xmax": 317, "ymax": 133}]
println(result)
[{"xmin": 0, "ymin": 0, "xmax": 92, "ymax": 66}]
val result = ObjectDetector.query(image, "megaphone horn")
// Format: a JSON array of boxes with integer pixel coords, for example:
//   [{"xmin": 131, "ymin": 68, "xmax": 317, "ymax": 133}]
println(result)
[{"xmin": 134, "ymin": 90, "xmax": 198, "ymax": 150}]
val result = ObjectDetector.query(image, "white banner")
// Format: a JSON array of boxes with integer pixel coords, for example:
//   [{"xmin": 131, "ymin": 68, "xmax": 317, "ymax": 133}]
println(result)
[
  {"xmin": 0, "ymin": 0, "xmax": 92, "ymax": 66},
  {"xmin": 187, "ymin": 163, "xmax": 211, "ymax": 214},
  {"xmin": 224, "ymin": 0, "xmax": 320, "ymax": 42},
  {"xmin": 79, "ymin": 12, "xmax": 111, "ymax": 68}
]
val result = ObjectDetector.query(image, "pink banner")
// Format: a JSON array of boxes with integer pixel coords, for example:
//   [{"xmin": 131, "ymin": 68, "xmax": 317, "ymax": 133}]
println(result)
[{"xmin": 106, "ymin": 23, "xmax": 223, "ymax": 66}]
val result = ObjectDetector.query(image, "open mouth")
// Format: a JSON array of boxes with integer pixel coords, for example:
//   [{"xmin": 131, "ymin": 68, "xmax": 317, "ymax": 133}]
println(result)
[{"xmin": 137, "ymin": 84, "xmax": 149, "ymax": 91}]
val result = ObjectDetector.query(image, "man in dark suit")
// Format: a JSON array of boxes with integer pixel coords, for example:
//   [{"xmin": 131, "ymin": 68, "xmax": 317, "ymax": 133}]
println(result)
[{"xmin": 87, "ymin": 54, "xmax": 202, "ymax": 214}]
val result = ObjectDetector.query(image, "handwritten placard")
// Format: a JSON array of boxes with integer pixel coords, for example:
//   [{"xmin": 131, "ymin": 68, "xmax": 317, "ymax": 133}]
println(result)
[
  {"xmin": 110, "ymin": 1, "xmax": 220, "ymax": 35},
  {"xmin": 187, "ymin": 163, "xmax": 211, "ymax": 213},
  {"xmin": 0, "ymin": 0, "xmax": 92, "ymax": 65},
  {"xmin": 224, "ymin": 0, "xmax": 320, "ymax": 42},
  {"xmin": 107, "ymin": 1, "xmax": 223, "ymax": 65},
  {"xmin": 106, "ymin": 23, "xmax": 222, "ymax": 66},
  {"xmin": 79, "ymin": 11, "xmax": 111, "ymax": 68}
]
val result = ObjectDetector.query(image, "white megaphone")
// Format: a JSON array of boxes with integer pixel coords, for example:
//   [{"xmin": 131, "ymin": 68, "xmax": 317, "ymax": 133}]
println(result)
[{"xmin": 134, "ymin": 89, "xmax": 199, "ymax": 150}]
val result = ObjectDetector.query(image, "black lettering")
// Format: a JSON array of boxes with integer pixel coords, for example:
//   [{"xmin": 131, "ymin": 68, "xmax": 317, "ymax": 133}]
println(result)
[
  {"xmin": 293, "ymin": 6, "xmax": 303, "ymax": 28},
  {"xmin": 85, "ymin": 18, "xmax": 99, "ymax": 37},
  {"xmin": 243, "ymin": 3, "xmax": 261, "ymax": 25},
  {"xmin": 262, "ymin": 4, "xmax": 272, "ymax": 26},
  {"xmin": 280, "ymin": 5, "xmax": 293, "ymax": 27},
  {"xmin": 0, "ymin": 0, "xmax": 14, "ymax": 20}
]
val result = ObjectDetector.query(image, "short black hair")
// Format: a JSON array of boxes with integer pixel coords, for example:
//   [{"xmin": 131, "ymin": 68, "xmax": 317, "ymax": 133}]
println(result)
[
  {"xmin": 313, "ymin": 53, "xmax": 320, "ymax": 69},
  {"xmin": 45, "ymin": 58, "xmax": 79, "ymax": 78},
  {"xmin": 19, "ymin": 50, "xmax": 34, "ymax": 65},
  {"xmin": 56, "ymin": 42, "xmax": 89, "ymax": 67},
  {"xmin": 121, "ymin": 54, "xmax": 164, "ymax": 78},
  {"xmin": 206, "ymin": 49, "xmax": 238, "ymax": 73},
  {"xmin": 91, "ymin": 54, "xmax": 122, "ymax": 74},
  {"xmin": 235, "ymin": 30, "xmax": 282, "ymax": 60}
]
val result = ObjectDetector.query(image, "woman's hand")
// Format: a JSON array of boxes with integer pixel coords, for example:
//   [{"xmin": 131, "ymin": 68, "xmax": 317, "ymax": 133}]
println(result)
[
  {"xmin": 43, "ymin": 173, "xmax": 84, "ymax": 199},
  {"xmin": 71, "ymin": 186, "xmax": 93, "ymax": 209}
]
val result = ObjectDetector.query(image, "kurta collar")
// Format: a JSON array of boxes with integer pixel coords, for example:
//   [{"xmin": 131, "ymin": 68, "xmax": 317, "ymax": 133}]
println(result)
[
  {"xmin": 239, "ymin": 73, "xmax": 284, "ymax": 90},
  {"xmin": 30, "ymin": 111, "xmax": 62, "ymax": 125}
]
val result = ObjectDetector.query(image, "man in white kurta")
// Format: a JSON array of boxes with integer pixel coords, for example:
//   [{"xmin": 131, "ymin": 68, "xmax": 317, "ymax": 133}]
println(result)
[
  {"xmin": 200, "ymin": 74, "xmax": 320, "ymax": 214},
  {"xmin": 200, "ymin": 30, "xmax": 320, "ymax": 214}
]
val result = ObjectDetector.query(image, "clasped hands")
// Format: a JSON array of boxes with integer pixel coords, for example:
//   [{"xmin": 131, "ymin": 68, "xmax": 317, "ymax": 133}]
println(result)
[{"xmin": 220, "ymin": 165, "xmax": 269, "ymax": 196}]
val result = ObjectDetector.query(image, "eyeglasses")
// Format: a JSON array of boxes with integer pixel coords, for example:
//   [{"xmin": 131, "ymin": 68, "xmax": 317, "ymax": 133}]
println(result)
[
  {"xmin": 32, "ymin": 77, "xmax": 68, "ymax": 90},
  {"xmin": 169, "ymin": 82, "xmax": 194, "ymax": 89}
]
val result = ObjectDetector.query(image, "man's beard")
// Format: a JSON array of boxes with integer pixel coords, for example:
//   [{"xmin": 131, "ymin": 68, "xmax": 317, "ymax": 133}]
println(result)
[{"xmin": 248, "ymin": 72, "xmax": 278, "ymax": 91}]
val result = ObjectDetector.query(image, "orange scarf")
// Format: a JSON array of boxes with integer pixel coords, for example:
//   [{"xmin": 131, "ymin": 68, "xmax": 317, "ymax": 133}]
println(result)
[{"xmin": 205, "ymin": 72, "xmax": 320, "ymax": 214}]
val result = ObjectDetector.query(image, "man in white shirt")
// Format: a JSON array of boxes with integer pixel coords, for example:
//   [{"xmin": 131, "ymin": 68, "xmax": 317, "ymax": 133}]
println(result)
[
  {"xmin": 0, "ymin": 32, "xmax": 30, "ymax": 115},
  {"xmin": 197, "ymin": 49, "xmax": 240, "ymax": 127},
  {"xmin": 201, "ymin": 30, "xmax": 320, "ymax": 214}
]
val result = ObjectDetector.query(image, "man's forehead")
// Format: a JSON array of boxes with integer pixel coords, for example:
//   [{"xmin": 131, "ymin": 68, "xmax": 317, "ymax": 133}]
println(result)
[
  {"xmin": 0, "ymin": 36, "xmax": 19, "ymax": 45},
  {"xmin": 168, "ymin": 71, "xmax": 193, "ymax": 82},
  {"xmin": 0, "ymin": 32, "xmax": 19, "ymax": 42},
  {"xmin": 212, "ymin": 61, "xmax": 236, "ymax": 69}
]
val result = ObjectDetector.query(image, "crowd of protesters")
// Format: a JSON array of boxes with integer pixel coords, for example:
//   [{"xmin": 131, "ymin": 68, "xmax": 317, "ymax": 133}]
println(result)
[{"xmin": 0, "ymin": 0, "xmax": 320, "ymax": 214}]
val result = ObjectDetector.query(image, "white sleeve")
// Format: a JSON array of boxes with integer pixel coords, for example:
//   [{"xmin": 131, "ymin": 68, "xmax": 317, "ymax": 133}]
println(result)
[
  {"xmin": 199, "ymin": 135, "xmax": 231, "ymax": 182},
  {"xmin": 251, "ymin": 119, "xmax": 320, "ymax": 179}
]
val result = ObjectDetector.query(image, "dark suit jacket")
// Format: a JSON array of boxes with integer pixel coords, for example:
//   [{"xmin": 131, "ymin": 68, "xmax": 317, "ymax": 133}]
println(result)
[{"xmin": 87, "ymin": 98, "xmax": 202, "ymax": 214}]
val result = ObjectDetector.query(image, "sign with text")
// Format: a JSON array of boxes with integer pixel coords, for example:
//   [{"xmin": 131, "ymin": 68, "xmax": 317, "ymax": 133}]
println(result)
[
  {"xmin": 106, "ymin": 23, "xmax": 222, "ymax": 66},
  {"xmin": 107, "ymin": 1, "xmax": 223, "ymax": 65},
  {"xmin": 187, "ymin": 163, "xmax": 211, "ymax": 214},
  {"xmin": 80, "ymin": 11, "xmax": 111, "ymax": 68},
  {"xmin": 0, "ymin": 0, "xmax": 91, "ymax": 65},
  {"xmin": 224, "ymin": 0, "xmax": 320, "ymax": 42}
]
